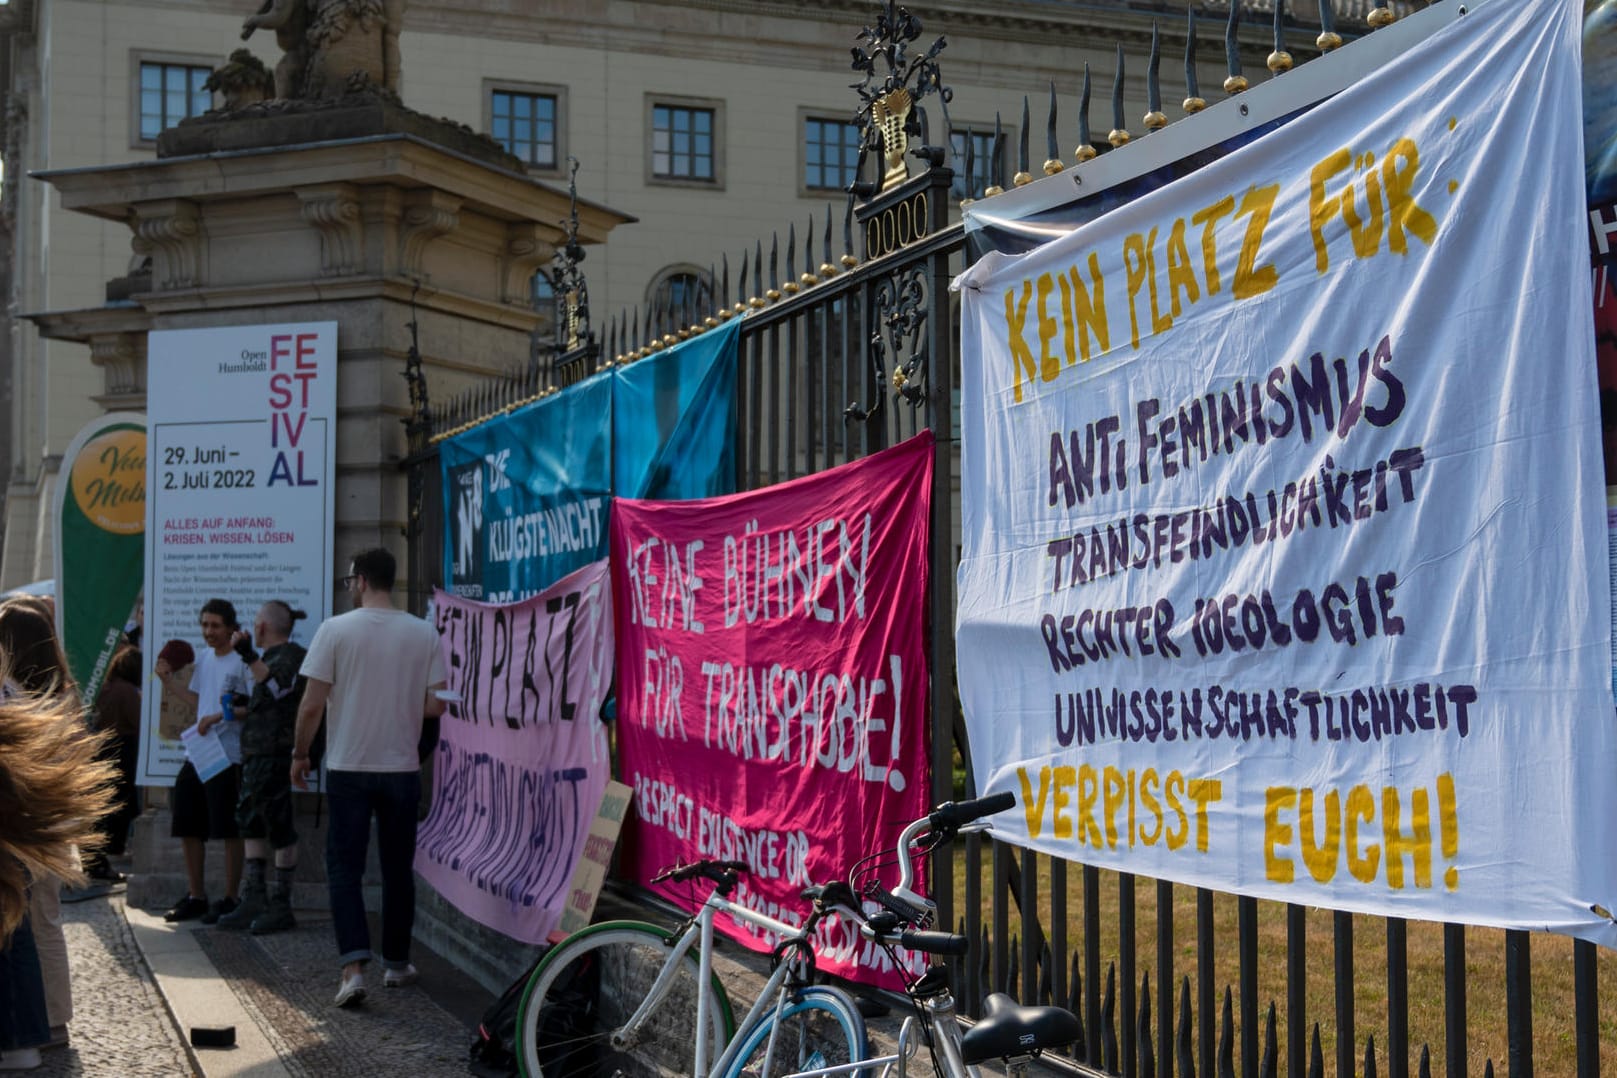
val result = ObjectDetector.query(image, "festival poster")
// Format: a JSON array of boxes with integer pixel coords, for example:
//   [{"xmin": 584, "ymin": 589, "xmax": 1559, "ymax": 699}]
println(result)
[
  {"xmin": 418, "ymin": 560, "xmax": 615, "ymax": 945},
  {"xmin": 52, "ymin": 413, "xmax": 146, "ymax": 705},
  {"xmin": 955, "ymin": 0, "xmax": 1617, "ymax": 944},
  {"xmin": 139, "ymin": 324, "xmax": 335, "ymax": 785},
  {"xmin": 611, "ymin": 432, "xmax": 934, "ymax": 985}
]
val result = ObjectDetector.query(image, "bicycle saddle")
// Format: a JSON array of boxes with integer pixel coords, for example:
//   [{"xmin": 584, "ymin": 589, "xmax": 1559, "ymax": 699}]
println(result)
[{"xmin": 959, "ymin": 992, "xmax": 1082, "ymax": 1065}]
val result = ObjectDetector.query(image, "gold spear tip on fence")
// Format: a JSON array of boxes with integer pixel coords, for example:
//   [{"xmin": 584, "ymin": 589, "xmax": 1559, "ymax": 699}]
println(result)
[
  {"xmin": 1108, "ymin": 128, "xmax": 1131, "ymax": 147},
  {"xmin": 1043, "ymin": 158, "xmax": 1065, "ymax": 175},
  {"xmin": 1316, "ymin": 30, "xmax": 1343, "ymax": 50},
  {"xmin": 983, "ymin": 183, "xmax": 1005, "ymax": 197},
  {"xmin": 1013, "ymin": 170, "xmax": 1034, "ymax": 187},
  {"xmin": 819, "ymin": 261, "xmax": 837, "ymax": 279},
  {"xmin": 1223, "ymin": 75, "xmax": 1249, "ymax": 94},
  {"xmin": 800, "ymin": 271, "xmax": 819, "ymax": 287},
  {"xmin": 841, "ymin": 253, "xmax": 859, "ymax": 270},
  {"xmin": 1143, "ymin": 111, "xmax": 1167, "ymax": 132},
  {"xmin": 1267, "ymin": 50, "xmax": 1294, "ymax": 73},
  {"xmin": 1074, "ymin": 144, "xmax": 1098, "ymax": 163},
  {"xmin": 749, "ymin": 295, "xmax": 767, "ymax": 309},
  {"xmin": 1183, "ymin": 96, "xmax": 1207, "ymax": 114},
  {"xmin": 1367, "ymin": 6, "xmax": 1396, "ymax": 27}
]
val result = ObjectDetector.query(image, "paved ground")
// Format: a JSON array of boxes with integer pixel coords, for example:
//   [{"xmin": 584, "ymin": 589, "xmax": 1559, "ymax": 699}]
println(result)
[
  {"xmin": 40, "ymin": 861, "xmax": 490, "ymax": 1078},
  {"xmin": 39, "ymin": 880, "xmax": 194, "ymax": 1077},
  {"xmin": 36, "ymin": 867, "xmax": 1059, "ymax": 1077}
]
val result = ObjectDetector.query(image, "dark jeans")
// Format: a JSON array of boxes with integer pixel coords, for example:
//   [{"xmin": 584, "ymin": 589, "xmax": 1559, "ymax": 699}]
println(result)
[
  {"xmin": 0, "ymin": 910, "xmax": 49, "ymax": 1052},
  {"xmin": 325, "ymin": 769, "xmax": 420, "ymax": 970}
]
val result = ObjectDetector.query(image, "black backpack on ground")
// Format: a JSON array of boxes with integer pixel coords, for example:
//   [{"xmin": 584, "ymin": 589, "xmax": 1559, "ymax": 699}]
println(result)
[{"xmin": 468, "ymin": 944, "xmax": 602, "ymax": 1076}]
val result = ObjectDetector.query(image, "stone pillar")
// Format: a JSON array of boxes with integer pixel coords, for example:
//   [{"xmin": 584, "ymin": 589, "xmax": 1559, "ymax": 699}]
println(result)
[{"xmin": 30, "ymin": 109, "xmax": 630, "ymax": 920}]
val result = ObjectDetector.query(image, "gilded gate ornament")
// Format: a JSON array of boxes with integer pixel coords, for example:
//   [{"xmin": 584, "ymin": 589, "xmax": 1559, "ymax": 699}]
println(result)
[{"xmin": 850, "ymin": 1, "xmax": 952, "ymax": 195}]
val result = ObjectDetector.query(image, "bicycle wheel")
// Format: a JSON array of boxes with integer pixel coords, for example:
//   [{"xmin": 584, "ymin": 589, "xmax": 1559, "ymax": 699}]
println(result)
[
  {"xmin": 722, "ymin": 986, "xmax": 869, "ymax": 1078},
  {"xmin": 515, "ymin": 920, "xmax": 736, "ymax": 1077}
]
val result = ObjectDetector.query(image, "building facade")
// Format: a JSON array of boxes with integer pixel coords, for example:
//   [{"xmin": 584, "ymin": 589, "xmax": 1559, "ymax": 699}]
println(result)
[{"xmin": 0, "ymin": 0, "xmax": 1377, "ymax": 588}]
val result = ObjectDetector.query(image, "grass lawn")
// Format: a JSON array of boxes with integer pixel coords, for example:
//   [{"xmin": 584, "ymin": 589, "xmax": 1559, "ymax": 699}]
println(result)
[{"xmin": 945, "ymin": 849, "xmax": 1615, "ymax": 1076}]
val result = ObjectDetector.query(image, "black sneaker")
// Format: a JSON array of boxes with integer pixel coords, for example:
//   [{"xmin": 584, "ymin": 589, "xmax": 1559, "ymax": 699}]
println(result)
[
  {"xmin": 164, "ymin": 895, "xmax": 210, "ymax": 922},
  {"xmin": 84, "ymin": 860, "xmax": 124, "ymax": 883},
  {"xmin": 199, "ymin": 897, "xmax": 238, "ymax": 925}
]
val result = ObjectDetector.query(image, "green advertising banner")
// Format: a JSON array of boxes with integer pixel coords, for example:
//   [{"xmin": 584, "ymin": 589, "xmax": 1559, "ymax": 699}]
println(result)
[{"xmin": 52, "ymin": 412, "xmax": 146, "ymax": 705}]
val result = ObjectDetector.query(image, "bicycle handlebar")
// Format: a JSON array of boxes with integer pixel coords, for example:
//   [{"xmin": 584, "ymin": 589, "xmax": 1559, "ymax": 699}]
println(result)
[
  {"xmin": 899, "ymin": 930, "xmax": 970, "ymax": 956},
  {"xmin": 928, "ymin": 791, "xmax": 1016, "ymax": 836},
  {"xmin": 651, "ymin": 859, "xmax": 751, "ymax": 887},
  {"xmin": 888, "ymin": 791, "xmax": 1016, "ymax": 915}
]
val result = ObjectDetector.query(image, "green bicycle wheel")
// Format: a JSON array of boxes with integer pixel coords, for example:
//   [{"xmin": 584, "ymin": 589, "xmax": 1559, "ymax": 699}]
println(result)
[{"xmin": 515, "ymin": 920, "xmax": 736, "ymax": 1077}]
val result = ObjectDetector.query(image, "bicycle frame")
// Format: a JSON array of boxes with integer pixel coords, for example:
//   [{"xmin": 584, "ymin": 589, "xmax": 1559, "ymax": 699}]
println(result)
[{"xmin": 614, "ymin": 883, "xmax": 819, "ymax": 1076}]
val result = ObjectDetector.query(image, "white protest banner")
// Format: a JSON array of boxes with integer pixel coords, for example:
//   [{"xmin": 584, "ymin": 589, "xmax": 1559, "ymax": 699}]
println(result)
[
  {"xmin": 139, "ymin": 323, "xmax": 336, "ymax": 785},
  {"xmin": 419, "ymin": 559, "xmax": 615, "ymax": 945},
  {"xmin": 955, "ymin": 0, "xmax": 1617, "ymax": 944}
]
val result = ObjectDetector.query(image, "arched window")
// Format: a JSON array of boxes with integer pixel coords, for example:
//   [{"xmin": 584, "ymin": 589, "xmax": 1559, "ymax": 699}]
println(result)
[{"xmin": 645, "ymin": 265, "xmax": 714, "ymax": 336}]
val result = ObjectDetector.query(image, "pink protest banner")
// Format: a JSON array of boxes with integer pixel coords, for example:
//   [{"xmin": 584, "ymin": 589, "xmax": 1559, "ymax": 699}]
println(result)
[
  {"xmin": 417, "ymin": 559, "xmax": 615, "ymax": 945},
  {"xmin": 612, "ymin": 431, "xmax": 934, "ymax": 984}
]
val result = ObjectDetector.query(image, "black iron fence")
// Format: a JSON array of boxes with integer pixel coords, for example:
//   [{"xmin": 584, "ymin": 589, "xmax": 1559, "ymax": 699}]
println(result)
[{"xmin": 400, "ymin": 4, "xmax": 1610, "ymax": 1073}]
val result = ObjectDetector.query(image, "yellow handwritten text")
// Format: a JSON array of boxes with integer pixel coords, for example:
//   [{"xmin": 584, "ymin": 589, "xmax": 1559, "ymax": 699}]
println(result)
[
  {"xmin": 1017, "ymin": 764, "xmax": 1223, "ymax": 854},
  {"xmin": 1308, "ymin": 137, "xmax": 1439, "ymax": 275},
  {"xmin": 1262, "ymin": 773, "xmax": 1458, "ymax": 891}
]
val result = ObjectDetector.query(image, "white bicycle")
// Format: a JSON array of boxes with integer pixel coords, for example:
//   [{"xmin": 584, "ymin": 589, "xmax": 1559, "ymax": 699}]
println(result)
[
  {"xmin": 514, "ymin": 856, "xmax": 869, "ymax": 1077},
  {"xmin": 821, "ymin": 791, "xmax": 1083, "ymax": 1078}
]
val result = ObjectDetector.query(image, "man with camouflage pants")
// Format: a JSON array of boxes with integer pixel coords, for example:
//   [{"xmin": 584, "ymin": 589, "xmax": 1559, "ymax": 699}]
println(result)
[{"xmin": 218, "ymin": 600, "xmax": 308, "ymax": 934}]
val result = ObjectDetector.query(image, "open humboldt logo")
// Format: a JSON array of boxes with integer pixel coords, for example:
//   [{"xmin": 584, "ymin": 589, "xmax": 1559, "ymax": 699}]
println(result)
[{"xmin": 69, "ymin": 427, "xmax": 146, "ymax": 535}]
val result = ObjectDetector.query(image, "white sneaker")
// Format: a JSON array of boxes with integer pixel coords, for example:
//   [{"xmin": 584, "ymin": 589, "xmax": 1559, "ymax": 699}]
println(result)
[
  {"xmin": 334, "ymin": 970, "xmax": 367, "ymax": 1008},
  {"xmin": 0, "ymin": 1047, "xmax": 42, "ymax": 1071},
  {"xmin": 383, "ymin": 964, "xmax": 418, "ymax": 988}
]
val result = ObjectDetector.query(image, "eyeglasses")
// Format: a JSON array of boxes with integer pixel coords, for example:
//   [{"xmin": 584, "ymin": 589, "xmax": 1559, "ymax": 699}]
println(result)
[{"xmin": 341, "ymin": 574, "xmax": 360, "ymax": 588}]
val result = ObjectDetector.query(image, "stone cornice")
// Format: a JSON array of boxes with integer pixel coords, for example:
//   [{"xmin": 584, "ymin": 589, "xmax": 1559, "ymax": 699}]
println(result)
[
  {"xmin": 131, "ymin": 276, "xmax": 545, "ymax": 334},
  {"xmin": 34, "ymin": 134, "xmax": 633, "ymax": 245},
  {"xmin": 25, "ymin": 303, "xmax": 152, "ymax": 347}
]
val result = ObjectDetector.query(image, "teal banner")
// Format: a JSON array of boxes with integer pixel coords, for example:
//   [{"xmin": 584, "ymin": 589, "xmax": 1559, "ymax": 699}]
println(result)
[{"xmin": 442, "ymin": 320, "xmax": 738, "ymax": 601}]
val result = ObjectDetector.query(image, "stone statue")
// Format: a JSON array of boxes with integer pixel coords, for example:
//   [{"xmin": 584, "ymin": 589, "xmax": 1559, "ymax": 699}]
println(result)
[
  {"xmin": 241, "ymin": 0, "xmax": 310, "ymax": 100},
  {"xmin": 241, "ymin": 0, "xmax": 404, "ymax": 100},
  {"xmin": 204, "ymin": 48, "xmax": 275, "ymax": 110}
]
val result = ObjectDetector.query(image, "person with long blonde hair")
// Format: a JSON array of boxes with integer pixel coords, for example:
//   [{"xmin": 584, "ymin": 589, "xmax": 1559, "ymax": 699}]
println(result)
[
  {"xmin": 0, "ymin": 597, "xmax": 92, "ymax": 1058},
  {"xmin": 0, "ymin": 664, "xmax": 116, "ymax": 1069}
]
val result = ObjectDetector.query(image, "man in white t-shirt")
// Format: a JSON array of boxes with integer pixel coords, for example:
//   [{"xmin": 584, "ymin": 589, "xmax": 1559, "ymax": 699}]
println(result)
[
  {"xmin": 292, "ymin": 547, "xmax": 445, "ymax": 1008},
  {"xmin": 154, "ymin": 598, "xmax": 250, "ymax": 924}
]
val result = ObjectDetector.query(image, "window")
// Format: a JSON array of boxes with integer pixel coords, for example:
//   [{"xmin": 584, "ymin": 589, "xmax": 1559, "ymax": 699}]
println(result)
[
  {"xmin": 949, "ymin": 129, "xmax": 1003, "ymax": 202},
  {"xmin": 802, "ymin": 115, "xmax": 862, "ymax": 193},
  {"xmin": 646, "ymin": 266, "xmax": 714, "ymax": 335},
  {"xmin": 490, "ymin": 88, "xmax": 559, "ymax": 170},
  {"xmin": 137, "ymin": 60, "xmax": 213, "ymax": 142},
  {"xmin": 532, "ymin": 271, "xmax": 559, "ymax": 345},
  {"xmin": 646, "ymin": 96, "xmax": 724, "ymax": 187}
]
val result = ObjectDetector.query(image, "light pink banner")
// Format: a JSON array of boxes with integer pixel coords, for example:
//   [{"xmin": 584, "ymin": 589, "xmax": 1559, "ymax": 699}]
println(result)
[
  {"xmin": 612, "ymin": 432, "xmax": 934, "ymax": 984},
  {"xmin": 418, "ymin": 560, "xmax": 614, "ymax": 945}
]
